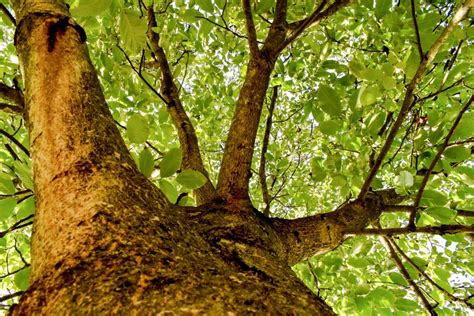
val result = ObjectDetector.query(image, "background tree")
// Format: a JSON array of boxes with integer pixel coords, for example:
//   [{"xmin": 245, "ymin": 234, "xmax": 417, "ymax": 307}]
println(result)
[{"xmin": 0, "ymin": 0, "xmax": 473, "ymax": 314}]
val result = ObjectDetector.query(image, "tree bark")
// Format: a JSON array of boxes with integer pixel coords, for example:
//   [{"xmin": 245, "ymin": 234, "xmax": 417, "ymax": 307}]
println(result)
[{"xmin": 10, "ymin": 1, "xmax": 339, "ymax": 314}]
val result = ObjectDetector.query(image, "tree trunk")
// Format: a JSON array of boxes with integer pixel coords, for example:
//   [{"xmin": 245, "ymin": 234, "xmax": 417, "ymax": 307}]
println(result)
[{"xmin": 10, "ymin": 1, "xmax": 335, "ymax": 314}]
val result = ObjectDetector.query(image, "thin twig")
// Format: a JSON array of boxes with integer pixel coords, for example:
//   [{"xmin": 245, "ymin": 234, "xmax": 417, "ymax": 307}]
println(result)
[
  {"xmin": 0, "ymin": 215, "xmax": 34, "ymax": 238},
  {"xmin": 410, "ymin": 0, "xmax": 424, "ymax": 60},
  {"xmin": 0, "ymin": 291, "xmax": 23, "ymax": 303},
  {"xmin": 116, "ymin": 44, "xmax": 169, "ymax": 105},
  {"xmin": 409, "ymin": 94, "xmax": 473, "ymax": 227},
  {"xmin": 417, "ymin": 79, "xmax": 463, "ymax": 103},
  {"xmin": 347, "ymin": 224, "xmax": 474, "ymax": 236},
  {"xmin": 0, "ymin": 4, "xmax": 16, "ymax": 26},
  {"xmin": 380, "ymin": 236, "xmax": 437, "ymax": 315},
  {"xmin": 0, "ymin": 128, "xmax": 30, "ymax": 157},
  {"xmin": 196, "ymin": 16, "xmax": 248, "ymax": 40},
  {"xmin": 391, "ymin": 238, "xmax": 474, "ymax": 309}
]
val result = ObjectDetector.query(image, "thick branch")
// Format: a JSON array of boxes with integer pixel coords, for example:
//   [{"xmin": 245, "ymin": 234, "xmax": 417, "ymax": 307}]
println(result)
[
  {"xmin": 146, "ymin": 6, "xmax": 216, "ymax": 205},
  {"xmin": 409, "ymin": 94, "xmax": 472, "ymax": 226},
  {"xmin": 358, "ymin": 0, "xmax": 473, "ymax": 199},
  {"xmin": 381, "ymin": 236, "xmax": 436, "ymax": 315},
  {"xmin": 271, "ymin": 189, "xmax": 403, "ymax": 265},
  {"xmin": 259, "ymin": 86, "xmax": 278, "ymax": 216},
  {"xmin": 242, "ymin": 0, "xmax": 259, "ymax": 56},
  {"xmin": 217, "ymin": 58, "xmax": 276, "ymax": 205}
]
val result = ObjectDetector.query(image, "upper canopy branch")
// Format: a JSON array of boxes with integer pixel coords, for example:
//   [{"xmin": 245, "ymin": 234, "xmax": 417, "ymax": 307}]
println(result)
[
  {"xmin": 283, "ymin": 0, "xmax": 351, "ymax": 49},
  {"xmin": 358, "ymin": 0, "xmax": 473, "ymax": 200},
  {"xmin": 242, "ymin": 0, "xmax": 259, "ymax": 56},
  {"xmin": 145, "ymin": 5, "xmax": 216, "ymax": 205},
  {"xmin": 217, "ymin": 0, "xmax": 351, "ymax": 205}
]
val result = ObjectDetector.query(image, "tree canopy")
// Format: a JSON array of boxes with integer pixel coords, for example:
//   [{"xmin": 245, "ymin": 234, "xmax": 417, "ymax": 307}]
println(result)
[{"xmin": 0, "ymin": 0, "xmax": 473, "ymax": 314}]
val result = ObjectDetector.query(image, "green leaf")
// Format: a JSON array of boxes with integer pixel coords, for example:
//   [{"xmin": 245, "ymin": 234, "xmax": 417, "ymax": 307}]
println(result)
[
  {"xmin": 119, "ymin": 9, "xmax": 147, "ymax": 54},
  {"xmin": 159, "ymin": 148, "xmax": 182, "ymax": 178},
  {"xmin": 16, "ymin": 196, "xmax": 35, "ymax": 218},
  {"xmin": 389, "ymin": 272, "xmax": 408, "ymax": 286},
  {"xmin": 257, "ymin": 0, "xmax": 274, "ymax": 13},
  {"xmin": 443, "ymin": 146, "xmax": 470, "ymax": 163},
  {"xmin": 198, "ymin": 0, "xmax": 214, "ymax": 13},
  {"xmin": 347, "ymin": 257, "xmax": 370, "ymax": 268},
  {"xmin": 14, "ymin": 267, "xmax": 30, "ymax": 290},
  {"xmin": 176, "ymin": 170, "xmax": 207, "ymax": 189},
  {"xmin": 375, "ymin": 0, "xmax": 391, "ymax": 19},
  {"xmin": 420, "ymin": 189, "xmax": 448, "ymax": 207},
  {"xmin": 126, "ymin": 114, "xmax": 150, "ymax": 144},
  {"xmin": 311, "ymin": 161, "xmax": 327, "ymax": 182},
  {"xmin": 318, "ymin": 85, "xmax": 342, "ymax": 117},
  {"xmin": 358, "ymin": 85, "xmax": 380, "ymax": 106},
  {"xmin": 452, "ymin": 112, "xmax": 474, "ymax": 140},
  {"xmin": 13, "ymin": 161, "xmax": 34, "ymax": 191},
  {"xmin": 71, "ymin": 0, "xmax": 112, "ymax": 17},
  {"xmin": 366, "ymin": 112, "xmax": 386, "ymax": 136},
  {"xmin": 348, "ymin": 60, "xmax": 366, "ymax": 79},
  {"xmin": 425, "ymin": 207, "xmax": 457, "ymax": 222},
  {"xmin": 0, "ymin": 198, "xmax": 16, "ymax": 221},
  {"xmin": 395, "ymin": 298, "xmax": 418, "ymax": 312},
  {"xmin": 0, "ymin": 174, "xmax": 15, "ymax": 194},
  {"xmin": 319, "ymin": 120, "xmax": 341, "ymax": 136},
  {"xmin": 159, "ymin": 179, "xmax": 178, "ymax": 203},
  {"xmin": 139, "ymin": 148, "xmax": 155, "ymax": 178},
  {"xmin": 398, "ymin": 170, "xmax": 413, "ymax": 187}
]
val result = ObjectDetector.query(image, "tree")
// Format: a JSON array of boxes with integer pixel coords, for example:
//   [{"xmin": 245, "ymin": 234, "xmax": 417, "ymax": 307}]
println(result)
[{"xmin": 0, "ymin": 0, "xmax": 473, "ymax": 313}]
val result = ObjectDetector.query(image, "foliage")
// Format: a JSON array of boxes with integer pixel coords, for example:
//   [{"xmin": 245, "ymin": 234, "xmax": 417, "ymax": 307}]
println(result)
[{"xmin": 0, "ymin": 0, "xmax": 473, "ymax": 314}]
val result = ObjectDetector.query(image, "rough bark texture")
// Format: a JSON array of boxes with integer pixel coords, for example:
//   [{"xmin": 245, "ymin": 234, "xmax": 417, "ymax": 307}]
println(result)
[
  {"xmin": 216, "ymin": 56, "xmax": 275, "ymax": 204},
  {"xmin": 9, "ymin": 0, "xmax": 398, "ymax": 314}
]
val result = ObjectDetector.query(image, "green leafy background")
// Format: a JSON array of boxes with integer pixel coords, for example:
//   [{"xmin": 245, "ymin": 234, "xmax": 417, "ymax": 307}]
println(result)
[{"xmin": 0, "ymin": 0, "xmax": 472, "ymax": 314}]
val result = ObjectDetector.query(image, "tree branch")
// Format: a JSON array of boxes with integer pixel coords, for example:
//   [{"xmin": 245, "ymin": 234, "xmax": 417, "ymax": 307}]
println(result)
[
  {"xmin": 380, "ymin": 236, "xmax": 437, "ymax": 315},
  {"xmin": 196, "ymin": 16, "xmax": 248, "ymax": 40},
  {"xmin": 145, "ymin": 5, "xmax": 216, "ymax": 205},
  {"xmin": 284, "ymin": 0, "xmax": 352, "ymax": 48},
  {"xmin": 409, "ymin": 94, "xmax": 473, "ymax": 226},
  {"xmin": 0, "ymin": 291, "xmax": 23, "ymax": 303},
  {"xmin": 347, "ymin": 225, "xmax": 474, "ymax": 236},
  {"xmin": 410, "ymin": 0, "xmax": 424, "ymax": 61},
  {"xmin": 0, "ymin": 215, "xmax": 34, "ymax": 238},
  {"xmin": 390, "ymin": 237, "xmax": 474, "ymax": 309},
  {"xmin": 0, "ymin": 103, "xmax": 23, "ymax": 115},
  {"xmin": 259, "ymin": 86, "xmax": 278, "ymax": 216},
  {"xmin": 271, "ymin": 189, "xmax": 404, "ymax": 265},
  {"xmin": 242, "ymin": 0, "xmax": 259, "ymax": 56},
  {"xmin": 0, "ymin": 3, "xmax": 16, "ymax": 26},
  {"xmin": 0, "ymin": 82, "xmax": 24, "ymax": 111},
  {"xmin": 382, "ymin": 205, "xmax": 474, "ymax": 217},
  {"xmin": 358, "ymin": 1, "xmax": 473, "ymax": 200},
  {"xmin": 0, "ymin": 128, "xmax": 30, "ymax": 157}
]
